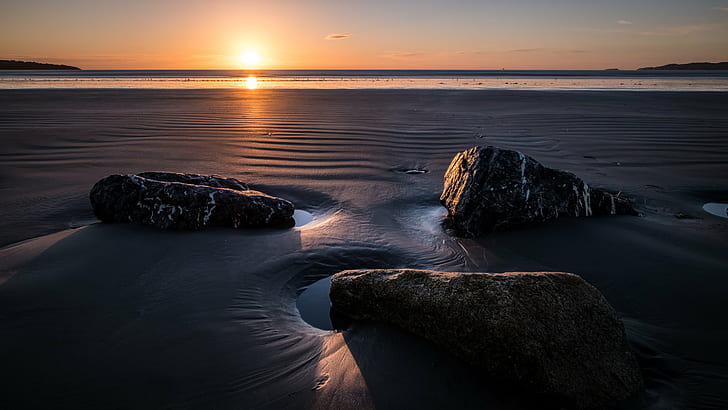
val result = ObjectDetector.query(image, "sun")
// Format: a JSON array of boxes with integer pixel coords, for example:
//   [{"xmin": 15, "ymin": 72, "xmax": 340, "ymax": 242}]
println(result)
[{"xmin": 239, "ymin": 50, "xmax": 262, "ymax": 68}]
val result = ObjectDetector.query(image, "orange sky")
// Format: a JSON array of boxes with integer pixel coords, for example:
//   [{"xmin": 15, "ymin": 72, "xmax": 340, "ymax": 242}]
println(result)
[{"xmin": 2, "ymin": 0, "xmax": 727, "ymax": 70}]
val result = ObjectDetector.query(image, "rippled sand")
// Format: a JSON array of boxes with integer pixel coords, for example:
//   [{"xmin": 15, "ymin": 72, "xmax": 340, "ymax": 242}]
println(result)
[{"xmin": 1, "ymin": 89, "xmax": 727, "ymax": 409}]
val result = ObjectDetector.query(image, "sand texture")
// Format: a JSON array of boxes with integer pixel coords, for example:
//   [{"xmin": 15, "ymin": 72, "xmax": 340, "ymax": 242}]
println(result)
[{"xmin": 1, "ymin": 89, "xmax": 727, "ymax": 409}]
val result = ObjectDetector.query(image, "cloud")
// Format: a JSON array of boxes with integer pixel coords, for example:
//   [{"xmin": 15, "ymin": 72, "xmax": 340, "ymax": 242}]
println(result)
[
  {"xmin": 379, "ymin": 51, "xmax": 432, "ymax": 60},
  {"xmin": 617, "ymin": 20, "xmax": 633, "ymax": 25},
  {"xmin": 669, "ymin": 22, "xmax": 727, "ymax": 34},
  {"xmin": 509, "ymin": 48, "xmax": 587, "ymax": 54},
  {"xmin": 573, "ymin": 21, "xmax": 728, "ymax": 36},
  {"xmin": 713, "ymin": 7, "xmax": 728, "ymax": 11},
  {"xmin": 384, "ymin": 51, "xmax": 424, "ymax": 58},
  {"xmin": 325, "ymin": 33, "xmax": 351, "ymax": 40}
]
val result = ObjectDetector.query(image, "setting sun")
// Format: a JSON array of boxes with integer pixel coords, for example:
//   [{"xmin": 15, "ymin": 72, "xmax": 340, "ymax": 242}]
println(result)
[{"xmin": 239, "ymin": 50, "xmax": 261, "ymax": 68}]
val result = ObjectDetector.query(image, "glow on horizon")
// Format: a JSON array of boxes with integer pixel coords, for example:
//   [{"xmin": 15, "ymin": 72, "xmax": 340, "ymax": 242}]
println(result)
[{"xmin": 1, "ymin": 0, "xmax": 727, "ymax": 70}]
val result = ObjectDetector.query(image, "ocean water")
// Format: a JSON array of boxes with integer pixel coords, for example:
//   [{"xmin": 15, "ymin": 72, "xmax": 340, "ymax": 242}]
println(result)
[{"xmin": 1, "ymin": 69, "xmax": 728, "ymax": 91}]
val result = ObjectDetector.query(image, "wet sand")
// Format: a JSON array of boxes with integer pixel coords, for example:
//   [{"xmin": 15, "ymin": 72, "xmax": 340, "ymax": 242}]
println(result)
[{"xmin": 1, "ymin": 89, "xmax": 727, "ymax": 408}]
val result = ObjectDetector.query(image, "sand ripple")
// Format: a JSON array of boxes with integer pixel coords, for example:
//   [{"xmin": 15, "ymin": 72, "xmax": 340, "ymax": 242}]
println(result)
[{"xmin": 1, "ymin": 89, "xmax": 727, "ymax": 408}]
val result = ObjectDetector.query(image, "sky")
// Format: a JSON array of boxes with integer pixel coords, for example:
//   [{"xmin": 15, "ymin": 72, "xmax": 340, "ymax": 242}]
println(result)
[{"xmin": 1, "ymin": 0, "xmax": 727, "ymax": 70}]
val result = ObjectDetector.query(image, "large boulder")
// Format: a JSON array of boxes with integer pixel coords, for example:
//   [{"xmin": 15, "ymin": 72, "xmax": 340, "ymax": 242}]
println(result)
[
  {"xmin": 90, "ymin": 172, "xmax": 294, "ymax": 230},
  {"xmin": 440, "ymin": 146, "xmax": 635, "ymax": 236},
  {"xmin": 330, "ymin": 269, "xmax": 643, "ymax": 408}
]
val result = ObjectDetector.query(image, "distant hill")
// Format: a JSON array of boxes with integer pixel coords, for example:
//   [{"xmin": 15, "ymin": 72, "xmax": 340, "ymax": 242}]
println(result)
[
  {"xmin": 0, "ymin": 60, "xmax": 80, "ymax": 70},
  {"xmin": 638, "ymin": 62, "xmax": 728, "ymax": 70}
]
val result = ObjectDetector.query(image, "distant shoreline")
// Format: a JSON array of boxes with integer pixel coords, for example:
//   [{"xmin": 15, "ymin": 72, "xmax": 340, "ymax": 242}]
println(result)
[
  {"xmin": 638, "ymin": 62, "xmax": 728, "ymax": 70},
  {"xmin": 0, "ymin": 60, "xmax": 80, "ymax": 70}
]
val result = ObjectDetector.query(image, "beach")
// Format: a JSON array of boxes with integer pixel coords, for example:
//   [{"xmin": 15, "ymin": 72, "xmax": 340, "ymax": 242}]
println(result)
[{"xmin": 1, "ymin": 88, "xmax": 727, "ymax": 408}]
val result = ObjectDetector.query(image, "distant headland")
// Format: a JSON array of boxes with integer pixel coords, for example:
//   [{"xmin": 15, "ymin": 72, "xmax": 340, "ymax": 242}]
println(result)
[
  {"xmin": 0, "ymin": 60, "xmax": 80, "ymax": 70},
  {"xmin": 638, "ymin": 62, "xmax": 728, "ymax": 71}
]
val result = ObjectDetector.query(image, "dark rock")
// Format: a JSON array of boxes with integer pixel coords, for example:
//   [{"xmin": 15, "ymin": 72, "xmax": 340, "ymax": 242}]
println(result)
[
  {"xmin": 440, "ymin": 146, "xmax": 635, "ymax": 236},
  {"xmin": 136, "ymin": 171, "xmax": 249, "ymax": 191},
  {"xmin": 330, "ymin": 269, "xmax": 643, "ymax": 408},
  {"xmin": 90, "ymin": 172, "xmax": 294, "ymax": 230}
]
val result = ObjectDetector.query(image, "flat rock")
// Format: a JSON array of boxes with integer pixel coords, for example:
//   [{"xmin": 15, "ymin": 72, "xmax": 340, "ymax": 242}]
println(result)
[
  {"xmin": 440, "ymin": 146, "xmax": 635, "ymax": 236},
  {"xmin": 90, "ymin": 172, "xmax": 294, "ymax": 230},
  {"xmin": 330, "ymin": 269, "xmax": 643, "ymax": 409}
]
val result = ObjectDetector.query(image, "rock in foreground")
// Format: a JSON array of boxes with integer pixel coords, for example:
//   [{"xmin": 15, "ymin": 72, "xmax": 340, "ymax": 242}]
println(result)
[
  {"xmin": 330, "ymin": 269, "xmax": 643, "ymax": 408},
  {"xmin": 90, "ymin": 172, "xmax": 294, "ymax": 230},
  {"xmin": 440, "ymin": 146, "xmax": 635, "ymax": 236}
]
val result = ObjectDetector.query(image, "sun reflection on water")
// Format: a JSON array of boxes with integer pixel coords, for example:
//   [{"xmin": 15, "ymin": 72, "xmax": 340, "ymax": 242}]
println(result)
[{"xmin": 245, "ymin": 76, "xmax": 258, "ymax": 90}]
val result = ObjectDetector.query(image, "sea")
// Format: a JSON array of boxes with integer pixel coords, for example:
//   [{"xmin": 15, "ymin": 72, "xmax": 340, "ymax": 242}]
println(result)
[{"xmin": 1, "ymin": 69, "xmax": 728, "ymax": 90}]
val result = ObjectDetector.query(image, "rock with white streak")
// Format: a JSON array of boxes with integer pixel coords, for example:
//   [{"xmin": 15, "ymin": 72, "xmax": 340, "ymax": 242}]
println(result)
[
  {"xmin": 440, "ymin": 146, "xmax": 635, "ymax": 236},
  {"xmin": 330, "ymin": 269, "xmax": 644, "ymax": 409},
  {"xmin": 90, "ymin": 172, "xmax": 294, "ymax": 230}
]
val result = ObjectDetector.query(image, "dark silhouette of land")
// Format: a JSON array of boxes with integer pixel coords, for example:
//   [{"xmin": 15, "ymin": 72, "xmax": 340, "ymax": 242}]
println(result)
[
  {"xmin": 0, "ymin": 60, "xmax": 80, "ymax": 70},
  {"xmin": 638, "ymin": 62, "xmax": 728, "ymax": 70}
]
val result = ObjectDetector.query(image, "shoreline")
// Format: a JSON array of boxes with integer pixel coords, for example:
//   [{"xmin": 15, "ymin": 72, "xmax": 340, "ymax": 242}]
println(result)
[{"xmin": 3, "ymin": 70, "xmax": 728, "ymax": 92}]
